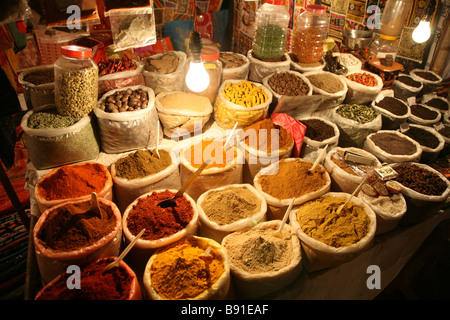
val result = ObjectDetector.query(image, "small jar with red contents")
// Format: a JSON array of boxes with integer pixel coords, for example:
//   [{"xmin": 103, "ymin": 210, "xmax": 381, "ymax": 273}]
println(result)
[{"xmin": 54, "ymin": 45, "xmax": 98, "ymax": 118}]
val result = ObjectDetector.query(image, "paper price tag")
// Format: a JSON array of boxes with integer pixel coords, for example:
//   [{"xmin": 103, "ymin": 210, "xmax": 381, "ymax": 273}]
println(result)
[{"xmin": 407, "ymin": 96, "xmax": 416, "ymax": 106}]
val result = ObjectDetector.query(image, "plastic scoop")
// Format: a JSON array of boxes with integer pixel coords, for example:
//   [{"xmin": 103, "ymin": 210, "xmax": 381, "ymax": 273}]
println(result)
[
  {"xmin": 273, "ymin": 197, "xmax": 295, "ymax": 238},
  {"xmin": 104, "ymin": 228, "xmax": 145, "ymax": 271},
  {"xmin": 90, "ymin": 192, "xmax": 104, "ymax": 219},
  {"xmin": 309, "ymin": 145, "xmax": 328, "ymax": 172}
]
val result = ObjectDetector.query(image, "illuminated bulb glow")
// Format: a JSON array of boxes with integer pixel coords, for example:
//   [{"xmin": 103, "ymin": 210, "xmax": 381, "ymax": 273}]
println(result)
[
  {"xmin": 412, "ymin": 20, "xmax": 431, "ymax": 43},
  {"xmin": 185, "ymin": 61, "xmax": 210, "ymax": 92}
]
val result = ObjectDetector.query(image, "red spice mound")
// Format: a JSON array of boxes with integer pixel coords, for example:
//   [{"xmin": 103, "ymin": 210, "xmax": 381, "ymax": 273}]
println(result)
[
  {"xmin": 36, "ymin": 258, "xmax": 132, "ymax": 300},
  {"xmin": 38, "ymin": 162, "xmax": 108, "ymax": 201},
  {"xmin": 127, "ymin": 190, "xmax": 194, "ymax": 240}
]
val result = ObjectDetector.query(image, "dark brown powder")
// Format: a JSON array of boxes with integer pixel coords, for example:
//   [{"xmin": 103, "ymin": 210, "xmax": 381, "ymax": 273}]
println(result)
[
  {"xmin": 396, "ymin": 75, "xmax": 421, "ymax": 88},
  {"xmin": 370, "ymin": 132, "xmax": 417, "ymax": 155},
  {"xmin": 425, "ymin": 98, "xmax": 449, "ymax": 111},
  {"xmin": 375, "ymin": 96, "xmax": 408, "ymax": 116},
  {"xmin": 302, "ymin": 119, "xmax": 335, "ymax": 141},
  {"xmin": 403, "ymin": 127, "xmax": 440, "ymax": 149},
  {"xmin": 414, "ymin": 71, "xmax": 439, "ymax": 82},
  {"xmin": 410, "ymin": 104, "xmax": 439, "ymax": 120}
]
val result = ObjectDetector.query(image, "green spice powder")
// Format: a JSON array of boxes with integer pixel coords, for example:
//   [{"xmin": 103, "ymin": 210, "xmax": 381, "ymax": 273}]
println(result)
[{"xmin": 114, "ymin": 149, "xmax": 172, "ymax": 180}]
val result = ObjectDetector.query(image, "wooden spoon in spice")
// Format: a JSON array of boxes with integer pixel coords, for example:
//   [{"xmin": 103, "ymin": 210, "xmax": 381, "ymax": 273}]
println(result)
[
  {"xmin": 273, "ymin": 197, "xmax": 295, "ymax": 239},
  {"xmin": 104, "ymin": 228, "xmax": 145, "ymax": 271},
  {"xmin": 308, "ymin": 144, "xmax": 328, "ymax": 173},
  {"xmin": 335, "ymin": 175, "xmax": 367, "ymax": 215},
  {"xmin": 90, "ymin": 192, "xmax": 105, "ymax": 219}
]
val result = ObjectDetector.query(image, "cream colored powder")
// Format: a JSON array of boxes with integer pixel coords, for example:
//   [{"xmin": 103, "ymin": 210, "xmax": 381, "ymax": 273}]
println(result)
[
  {"xmin": 363, "ymin": 193, "xmax": 404, "ymax": 215},
  {"xmin": 158, "ymin": 92, "xmax": 211, "ymax": 113}
]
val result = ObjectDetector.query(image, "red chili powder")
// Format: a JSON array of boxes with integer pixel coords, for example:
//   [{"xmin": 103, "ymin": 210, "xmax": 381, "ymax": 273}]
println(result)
[
  {"xmin": 35, "ymin": 257, "xmax": 132, "ymax": 300},
  {"xmin": 38, "ymin": 162, "xmax": 108, "ymax": 201},
  {"xmin": 126, "ymin": 190, "xmax": 194, "ymax": 240}
]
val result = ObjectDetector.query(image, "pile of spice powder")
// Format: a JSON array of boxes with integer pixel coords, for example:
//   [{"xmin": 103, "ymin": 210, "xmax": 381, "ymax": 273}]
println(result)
[
  {"xmin": 369, "ymin": 132, "xmax": 417, "ymax": 155},
  {"xmin": 114, "ymin": 149, "xmax": 172, "ymax": 180},
  {"xmin": 244, "ymin": 118, "xmax": 293, "ymax": 152},
  {"xmin": 302, "ymin": 118, "xmax": 335, "ymax": 142},
  {"xmin": 186, "ymin": 139, "xmax": 237, "ymax": 169},
  {"xmin": 127, "ymin": 190, "xmax": 194, "ymax": 240}
]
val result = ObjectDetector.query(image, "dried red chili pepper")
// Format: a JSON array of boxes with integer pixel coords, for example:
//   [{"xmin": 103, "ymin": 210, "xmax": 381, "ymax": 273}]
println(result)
[{"xmin": 346, "ymin": 72, "xmax": 378, "ymax": 87}]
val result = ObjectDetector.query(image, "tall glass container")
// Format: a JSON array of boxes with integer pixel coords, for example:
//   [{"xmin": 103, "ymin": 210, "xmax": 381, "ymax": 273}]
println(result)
[
  {"xmin": 251, "ymin": 0, "xmax": 289, "ymax": 60},
  {"xmin": 54, "ymin": 45, "xmax": 98, "ymax": 119},
  {"xmin": 379, "ymin": 0, "xmax": 413, "ymax": 38}
]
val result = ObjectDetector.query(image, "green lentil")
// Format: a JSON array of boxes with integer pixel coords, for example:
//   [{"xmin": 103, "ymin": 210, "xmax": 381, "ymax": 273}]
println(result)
[{"xmin": 337, "ymin": 104, "xmax": 379, "ymax": 124}]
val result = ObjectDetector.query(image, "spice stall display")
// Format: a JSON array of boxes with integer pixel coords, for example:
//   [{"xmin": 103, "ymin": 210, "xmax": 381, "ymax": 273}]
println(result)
[
  {"xmin": 111, "ymin": 148, "xmax": 181, "ymax": 213},
  {"xmin": 298, "ymin": 116, "xmax": 340, "ymax": 160},
  {"xmin": 35, "ymin": 257, "xmax": 141, "ymax": 300},
  {"xmin": 179, "ymin": 137, "xmax": 243, "ymax": 201},
  {"xmin": 97, "ymin": 55, "xmax": 145, "ymax": 98},
  {"xmin": 399, "ymin": 124, "xmax": 445, "ymax": 163},
  {"xmin": 372, "ymin": 91, "xmax": 411, "ymax": 130},
  {"xmin": 18, "ymin": 65, "xmax": 55, "ymax": 111},
  {"xmin": 343, "ymin": 71, "xmax": 383, "ymax": 105},
  {"xmin": 221, "ymin": 220, "xmax": 302, "ymax": 299},
  {"xmin": 304, "ymin": 71, "xmax": 348, "ymax": 111},
  {"xmin": 324, "ymin": 147, "xmax": 381, "ymax": 194},
  {"xmin": 214, "ymin": 80, "xmax": 273, "ymax": 129},
  {"xmin": 21, "ymin": 106, "xmax": 100, "ymax": 170},
  {"xmin": 122, "ymin": 189, "xmax": 199, "ymax": 273},
  {"xmin": 141, "ymin": 51, "xmax": 187, "ymax": 95},
  {"xmin": 390, "ymin": 163, "xmax": 450, "ymax": 225},
  {"xmin": 143, "ymin": 236, "xmax": 230, "ymax": 300},
  {"xmin": 54, "ymin": 46, "xmax": 99, "ymax": 119},
  {"xmin": 34, "ymin": 161, "xmax": 113, "ymax": 213},
  {"xmin": 408, "ymin": 103, "xmax": 442, "ymax": 126},
  {"xmin": 33, "ymin": 197, "xmax": 122, "ymax": 285},
  {"xmin": 155, "ymin": 91, "xmax": 213, "ymax": 137},
  {"xmin": 410, "ymin": 69, "xmax": 443, "ymax": 97},
  {"xmin": 196, "ymin": 184, "xmax": 267, "ymax": 243},
  {"xmin": 392, "ymin": 74, "xmax": 423, "ymax": 102},
  {"xmin": 262, "ymin": 71, "xmax": 312, "ymax": 108},
  {"xmin": 289, "ymin": 192, "xmax": 377, "ymax": 272},
  {"xmin": 238, "ymin": 118, "xmax": 294, "ymax": 183},
  {"xmin": 220, "ymin": 51, "xmax": 250, "ymax": 82},
  {"xmin": 253, "ymin": 158, "xmax": 331, "ymax": 220},
  {"xmin": 94, "ymin": 85, "xmax": 160, "ymax": 154}
]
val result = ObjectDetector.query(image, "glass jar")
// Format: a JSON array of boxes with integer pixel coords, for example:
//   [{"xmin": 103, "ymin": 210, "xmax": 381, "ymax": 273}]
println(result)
[
  {"xmin": 185, "ymin": 47, "xmax": 223, "ymax": 104},
  {"xmin": 292, "ymin": 4, "xmax": 329, "ymax": 64},
  {"xmin": 379, "ymin": 0, "xmax": 413, "ymax": 38},
  {"xmin": 251, "ymin": 0, "xmax": 289, "ymax": 60},
  {"xmin": 54, "ymin": 45, "xmax": 98, "ymax": 119}
]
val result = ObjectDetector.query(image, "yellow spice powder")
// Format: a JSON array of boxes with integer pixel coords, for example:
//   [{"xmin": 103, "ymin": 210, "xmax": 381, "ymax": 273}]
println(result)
[{"xmin": 296, "ymin": 197, "xmax": 370, "ymax": 248}]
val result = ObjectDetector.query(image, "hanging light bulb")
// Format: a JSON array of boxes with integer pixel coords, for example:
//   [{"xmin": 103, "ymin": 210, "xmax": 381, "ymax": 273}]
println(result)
[
  {"xmin": 412, "ymin": 20, "xmax": 431, "ymax": 43},
  {"xmin": 185, "ymin": 31, "xmax": 210, "ymax": 92},
  {"xmin": 412, "ymin": 0, "xmax": 436, "ymax": 44}
]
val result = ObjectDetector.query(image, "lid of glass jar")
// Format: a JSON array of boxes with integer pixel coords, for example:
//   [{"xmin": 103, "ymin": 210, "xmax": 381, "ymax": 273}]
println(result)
[
  {"xmin": 61, "ymin": 45, "xmax": 93, "ymax": 58},
  {"xmin": 305, "ymin": 4, "xmax": 327, "ymax": 14},
  {"xmin": 201, "ymin": 47, "xmax": 220, "ymax": 61},
  {"xmin": 264, "ymin": 0, "xmax": 286, "ymax": 4}
]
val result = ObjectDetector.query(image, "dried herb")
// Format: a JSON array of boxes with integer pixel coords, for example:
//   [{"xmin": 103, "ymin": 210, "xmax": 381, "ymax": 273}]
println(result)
[
  {"xmin": 336, "ymin": 104, "xmax": 379, "ymax": 124},
  {"xmin": 27, "ymin": 108, "xmax": 78, "ymax": 129}
]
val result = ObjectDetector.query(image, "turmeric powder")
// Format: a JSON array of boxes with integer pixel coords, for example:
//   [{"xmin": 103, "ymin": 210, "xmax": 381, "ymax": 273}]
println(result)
[
  {"xmin": 185, "ymin": 139, "xmax": 237, "ymax": 169},
  {"xmin": 150, "ymin": 237, "xmax": 225, "ymax": 299}
]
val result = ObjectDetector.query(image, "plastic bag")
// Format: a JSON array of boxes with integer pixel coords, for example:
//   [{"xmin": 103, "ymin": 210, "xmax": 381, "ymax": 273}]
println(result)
[
  {"xmin": 98, "ymin": 61, "xmax": 145, "ymax": 98},
  {"xmin": 289, "ymin": 192, "xmax": 377, "ymax": 272},
  {"xmin": 324, "ymin": 147, "xmax": 381, "ymax": 194},
  {"xmin": 247, "ymin": 50, "xmax": 291, "ymax": 83},
  {"xmin": 33, "ymin": 198, "xmax": 122, "ymax": 285},
  {"xmin": 18, "ymin": 65, "xmax": 55, "ymax": 111},
  {"xmin": 111, "ymin": 148, "xmax": 181, "ymax": 213},
  {"xmin": 196, "ymin": 184, "xmax": 267, "ymax": 243},
  {"xmin": 143, "ymin": 236, "xmax": 231, "ymax": 300},
  {"xmin": 105, "ymin": 7, "xmax": 157, "ymax": 51},
  {"xmin": 221, "ymin": 220, "xmax": 302, "ymax": 299},
  {"xmin": 141, "ymin": 51, "xmax": 187, "ymax": 94},
  {"xmin": 303, "ymin": 71, "xmax": 348, "ymax": 111},
  {"xmin": 372, "ymin": 90, "xmax": 411, "ymax": 130},
  {"xmin": 21, "ymin": 108, "xmax": 100, "ymax": 170},
  {"xmin": 34, "ymin": 161, "xmax": 114, "ymax": 213},
  {"xmin": 221, "ymin": 52, "xmax": 250, "ymax": 82},
  {"xmin": 363, "ymin": 130, "xmax": 422, "ymax": 163},
  {"xmin": 94, "ymin": 85, "xmax": 161, "ymax": 154},
  {"xmin": 213, "ymin": 80, "xmax": 273, "ymax": 129},
  {"xmin": 343, "ymin": 71, "xmax": 383, "ymax": 105}
]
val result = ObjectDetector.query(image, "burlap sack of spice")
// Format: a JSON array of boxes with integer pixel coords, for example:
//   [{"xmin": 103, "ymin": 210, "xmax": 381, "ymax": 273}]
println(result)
[
  {"xmin": 396, "ymin": 124, "xmax": 445, "ymax": 163},
  {"xmin": 122, "ymin": 189, "xmax": 199, "ymax": 273},
  {"xmin": 111, "ymin": 148, "xmax": 181, "ymax": 213},
  {"xmin": 389, "ymin": 162, "xmax": 450, "ymax": 225},
  {"xmin": 363, "ymin": 130, "xmax": 422, "ymax": 164},
  {"xmin": 95, "ymin": 85, "xmax": 161, "ymax": 154},
  {"xmin": 142, "ymin": 51, "xmax": 187, "ymax": 95},
  {"xmin": 21, "ymin": 108, "xmax": 100, "ymax": 170},
  {"xmin": 247, "ymin": 50, "xmax": 291, "ymax": 83},
  {"xmin": 33, "ymin": 198, "xmax": 122, "ymax": 285},
  {"xmin": 343, "ymin": 71, "xmax": 383, "ymax": 105},
  {"xmin": 34, "ymin": 161, "xmax": 114, "ymax": 213},
  {"xmin": 358, "ymin": 192, "xmax": 407, "ymax": 235},
  {"xmin": 178, "ymin": 136, "xmax": 244, "ymax": 201},
  {"xmin": 371, "ymin": 91, "xmax": 411, "ymax": 130},
  {"xmin": 196, "ymin": 184, "xmax": 267, "ymax": 243},
  {"xmin": 253, "ymin": 158, "xmax": 331, "ymax": 220},
  {"xmin": 221, "ymin": 220, "xmax": 303, "ymax": 299},
  {"xmin": 324, "ymin": 147, "xmax": 381, "ymax": 194},
  {"xmin": 143, "ymin": 236, "xmax": 231, "ymax": 300},
  {"xmin": 18, "ymin": 65, "xmax": 55, "ymax": 111},
  {"xmin": 303, "ymin": 71, "xmax": 348, "ymax": 111},
  {"xmin": 289, "ymin": 192, "xmax": 377, "ymax": 272}
]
